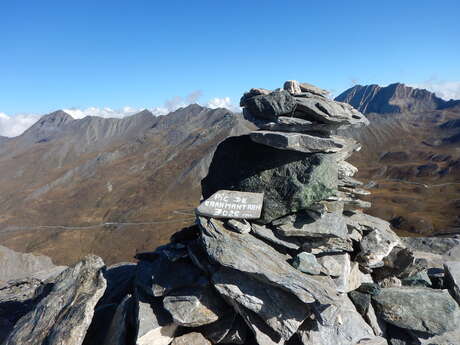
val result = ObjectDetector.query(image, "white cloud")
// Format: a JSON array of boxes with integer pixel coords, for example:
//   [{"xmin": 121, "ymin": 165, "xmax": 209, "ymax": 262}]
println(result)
[
  {"xmin": 0, "ymin": 112, "xmax": 41, "ymax": 138},
  {"xmin": 0, "ymin": 91, "xmax": 240, "ymax": 138},
  {"xmin": 411, "ymin": 80, "xmax": 460, "ymax": 101},
  {"xmin": 63, "ymin": 106, "xmax": 143, "ymax": 119},
  {"xmin": 207, "ymin": 97, "xmax": 241, "ymax": 112}
]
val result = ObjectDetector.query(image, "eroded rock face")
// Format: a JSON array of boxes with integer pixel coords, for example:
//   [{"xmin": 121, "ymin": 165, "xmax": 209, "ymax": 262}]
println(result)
[{"xmin": 4, "ymin": 255, "xmax": 106, "ymax": 345}]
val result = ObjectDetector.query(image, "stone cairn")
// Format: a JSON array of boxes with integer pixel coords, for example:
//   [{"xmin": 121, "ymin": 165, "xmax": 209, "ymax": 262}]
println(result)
[{"xmin": 2, "ymin": 81, "xmax": 460, "ymax": 345}]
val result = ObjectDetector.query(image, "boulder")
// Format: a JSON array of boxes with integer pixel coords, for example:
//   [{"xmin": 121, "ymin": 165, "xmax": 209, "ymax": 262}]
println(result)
[
  {"xmin": 171, "ymin": 332, "xmax": 211, "ymax": 345},
  {"xmin": 283, "ymin": 80, "xmax": 302, "ymax": 95},
  {"xmin": 134, "ymin": 295, "xmax": 177, "ymax": 345},
  {"xmin": 444, "ymin": 261, "xmax": 460, "ymax": 304},
  {"xmin": 239, "ymin": 88, "xmax": 271, "ymax": 107},
  {"xmin": 213, "ymin": 267, "xmax": 311, "ymax": 340},
  {"xmin": 333, "ymin": 254, "xmax": 363, "ymax": 293},
  {"xmin": 201, "ymin": 135, "xmax": 338, "ymax": 223},
  {"xmin": 358, "ymin": 225, "xmax": 401, "ymax": 268},
  {"xmin": 292, "ymin": 252, "xmax": 322, "ymax": 275},
  {"xmin": 4, "ymin": 255, "xmax": 106, "ymax": 345},
  {"xmin": 250, "ymin": 131, "xmax": 349, "ymax": 153},
  {"xmin": 338, "ymin": 160, "xmax": 359, "ymax": 178},
  {"xmin": 294, "ymin": 95, "xmax": 369, "ymax": 127},
  {"xmin": 317, "ymin": 254, "xmax": 346, "ymax": 277},
  {"xmin": 163, "ymin": 284, "xmax": 227, "ymax": 327},
  {"xmin": 275, "ymin": 211, "xmax": 348, "ymax": 239},
  {"xmin": 242, "ymin": 90, "xmax": 296, "ymax": 120},
  {"xmin": 198, "ymin": 217, "xmax": 339, "ymax": 307},
  {"xmin": 299, "ymin": 82, "xmax": 329, "ymax": 97},
  {"xmin": 372, "ymin": 287, "xmax": 460, "ymax": 335},
  {"xmin": 298, "ymin": 295, "xmax": 375, "ymax": 345}
]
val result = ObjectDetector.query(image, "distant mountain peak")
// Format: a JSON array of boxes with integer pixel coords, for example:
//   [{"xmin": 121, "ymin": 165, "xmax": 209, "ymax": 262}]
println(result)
[
  {"xmin": 335, "ymin": 83, "xmax": 458, "ymax": 114},
  {"xmin": 33, "ymin": 110, "xmax": 74, "ymax": 128},
  {"xmin": 21, "ymin": 110, "xmax": 74, "ymax": 143}
]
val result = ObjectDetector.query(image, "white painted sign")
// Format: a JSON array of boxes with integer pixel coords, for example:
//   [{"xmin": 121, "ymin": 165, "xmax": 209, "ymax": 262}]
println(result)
[{"xmin": 196, "ymin": 190, "xmax": 264, "ymax": 219}]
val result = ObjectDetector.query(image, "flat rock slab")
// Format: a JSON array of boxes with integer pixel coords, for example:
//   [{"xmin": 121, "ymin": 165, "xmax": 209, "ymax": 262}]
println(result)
[
  {"xmin": 444, "ymin": 261, "xmax": 460, "ymax": 304},
  {"xmin": 275, "ymin": 211, "xmax": 348, "ymax": 239},
  {"xmin": 259, "ymin": 116, "xmax": 338, "ymax": 134},
  {"xmin": 163, "ymin": 285, "xmax": 227, "ymax": 327},
  {"xmin": 196, "ymin": 190, "xmax": 264, "ymax": 219},
  {"xmin": 372, "ymin": 287, "xmax": 460, "ymax": 335},
  {"xmin": 213, "ymin": 267, "xmax": 311, "ymax": 340},
  {"xmin": 135, "ymin": 296, "xmax": 177, "ymax": 345},
  {"xmin": 198, "ymin": 217, "xmax": 339, "ymax": 307},
  {"xmin": 298, "ymin": 295, "xmax": 374, "ymax": 345},
  {"xmin": 250, "ymin": 131, "xmax": 347, "ymax": 153},
  {"xmin": 294, "ymin": 95, "xmax": 369, "ymax": 127},
  {"xmin": 201, "ymin": 135, "xmax": 337, "ymax": 224},
  {"xmin": 242, "ymin": 90, "xmax": 296, "ymax": 120},
  {"xmin": 4, "ymin": 255, "xmax": 106, "ymax": 345}
]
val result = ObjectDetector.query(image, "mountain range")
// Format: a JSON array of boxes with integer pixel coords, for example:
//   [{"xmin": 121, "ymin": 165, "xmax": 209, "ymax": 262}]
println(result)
[
  {"xmin": 336, "ymin": 83, "xmax": 460, "ymax": 236},
  {"xmin": 1, "ymin": 82, "xmax": 459, "ymax": 265}
]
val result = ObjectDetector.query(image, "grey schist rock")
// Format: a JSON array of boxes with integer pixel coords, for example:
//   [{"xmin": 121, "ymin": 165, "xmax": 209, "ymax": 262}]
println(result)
[
  {"xmin": 4, "ymin": 255, "xmax": 106, "ymax": 345},
  {"xmin": 134, "ymin": 294, "xmax": 177, "ymax": 345},
  {"xmin": 171, "ymin": 332, "xmax": 212, "ymax": 345},
  {"xmin": 242, "ymin": 90, "xmax": 296, "ymax": 120},
  {"xmin": 201, "ymin": 135, "xmax": 338, "ymax": 224},
  {"xmin": 283, "ymin": 80, "xmax": 302, "ymax": 95},
  {"xmin": 259, "ymin": 116, "xmax": 338, "ymax": 134},
  {"xmin": 294, "ymin": 94, "xmax": 369, "ymax": 127},
  {"xmin": 163, "ymin": 284, "xmax": 227, "ymax": 327},
  {"xmin": 250, "ymin": 131, "xmax": 349, "ymax": 153},
  {"xmin": 275, "ymin": 211, "xmax": 348, "ymax": 239},
  {"xmin": 358, "ymin": 223, "xmax": 401, "ymax": 268},
  {"xmin": 444, "ymin": 261, "xmax": 460, "ymax": 304},
  {"xmin": 372, "ymin": 287, "xmax": 460, "ymax": 335},
  {"xmin": 213, "ymin": 267, "xmax": 311, "ymax": 341},
  {"xmin": 292, "ymin": 252, "xmax": 322, "ymax": 275},
  {"xmin": 298, "ymin": 295, "xmax": 375, "ymax": 345},
  {"xmin": 198, "ymin": 217, "xmax": 339, "ymax": 306}
]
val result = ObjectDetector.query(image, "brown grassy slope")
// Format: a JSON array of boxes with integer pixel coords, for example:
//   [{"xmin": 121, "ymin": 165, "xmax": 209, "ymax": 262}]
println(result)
[
  {"xmin": 345, "ymin": 107, "xmax": 460, "ymax": 235},
  {"xmin": 0, "ymin": 106, "xmax": 252, "ymax": 265}
]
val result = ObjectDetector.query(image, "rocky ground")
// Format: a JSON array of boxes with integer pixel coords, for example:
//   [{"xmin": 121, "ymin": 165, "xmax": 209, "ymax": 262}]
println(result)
[{"xmin": 1, "ymin": 81, "xmax": 460, "ymax": 345}]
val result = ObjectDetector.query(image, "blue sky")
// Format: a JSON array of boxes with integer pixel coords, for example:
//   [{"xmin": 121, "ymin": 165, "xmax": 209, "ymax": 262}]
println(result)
[{"xmin": 1, "ymin": 0, "xmax": 459, "ymax": 136}]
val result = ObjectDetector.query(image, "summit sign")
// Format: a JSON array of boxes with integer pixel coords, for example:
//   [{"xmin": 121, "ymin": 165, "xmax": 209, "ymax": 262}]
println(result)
[{"xmin": 196, "ymin": 190, "xmax": 264, "ymax": 219}]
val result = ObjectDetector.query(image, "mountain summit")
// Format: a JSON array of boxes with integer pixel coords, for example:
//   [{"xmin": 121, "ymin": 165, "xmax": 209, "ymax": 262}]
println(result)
[{"xmin": 335, "ymin": 83, "xmax": 459, "ymax": 114}]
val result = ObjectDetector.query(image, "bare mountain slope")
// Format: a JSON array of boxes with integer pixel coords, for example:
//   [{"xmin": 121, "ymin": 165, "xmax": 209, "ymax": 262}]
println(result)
[
  {"xmin": 0, "ymin": 105, "xmax": 253, "ymax": 265},
  {"xmin": 337, "ymin": 85, "xmax": 460, "ymax": 235}
]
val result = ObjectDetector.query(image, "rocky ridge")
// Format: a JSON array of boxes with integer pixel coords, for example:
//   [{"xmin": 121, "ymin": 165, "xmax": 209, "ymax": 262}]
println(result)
[{"xmin": 2, "ymin": 80, "xmax": 460, "ymax": 345}]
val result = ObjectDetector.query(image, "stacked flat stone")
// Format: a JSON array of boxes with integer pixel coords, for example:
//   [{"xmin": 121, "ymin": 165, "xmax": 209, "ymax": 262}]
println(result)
[{"xmin": 241, "ymin": 80, "xmax": 371, "ymax": 214}]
